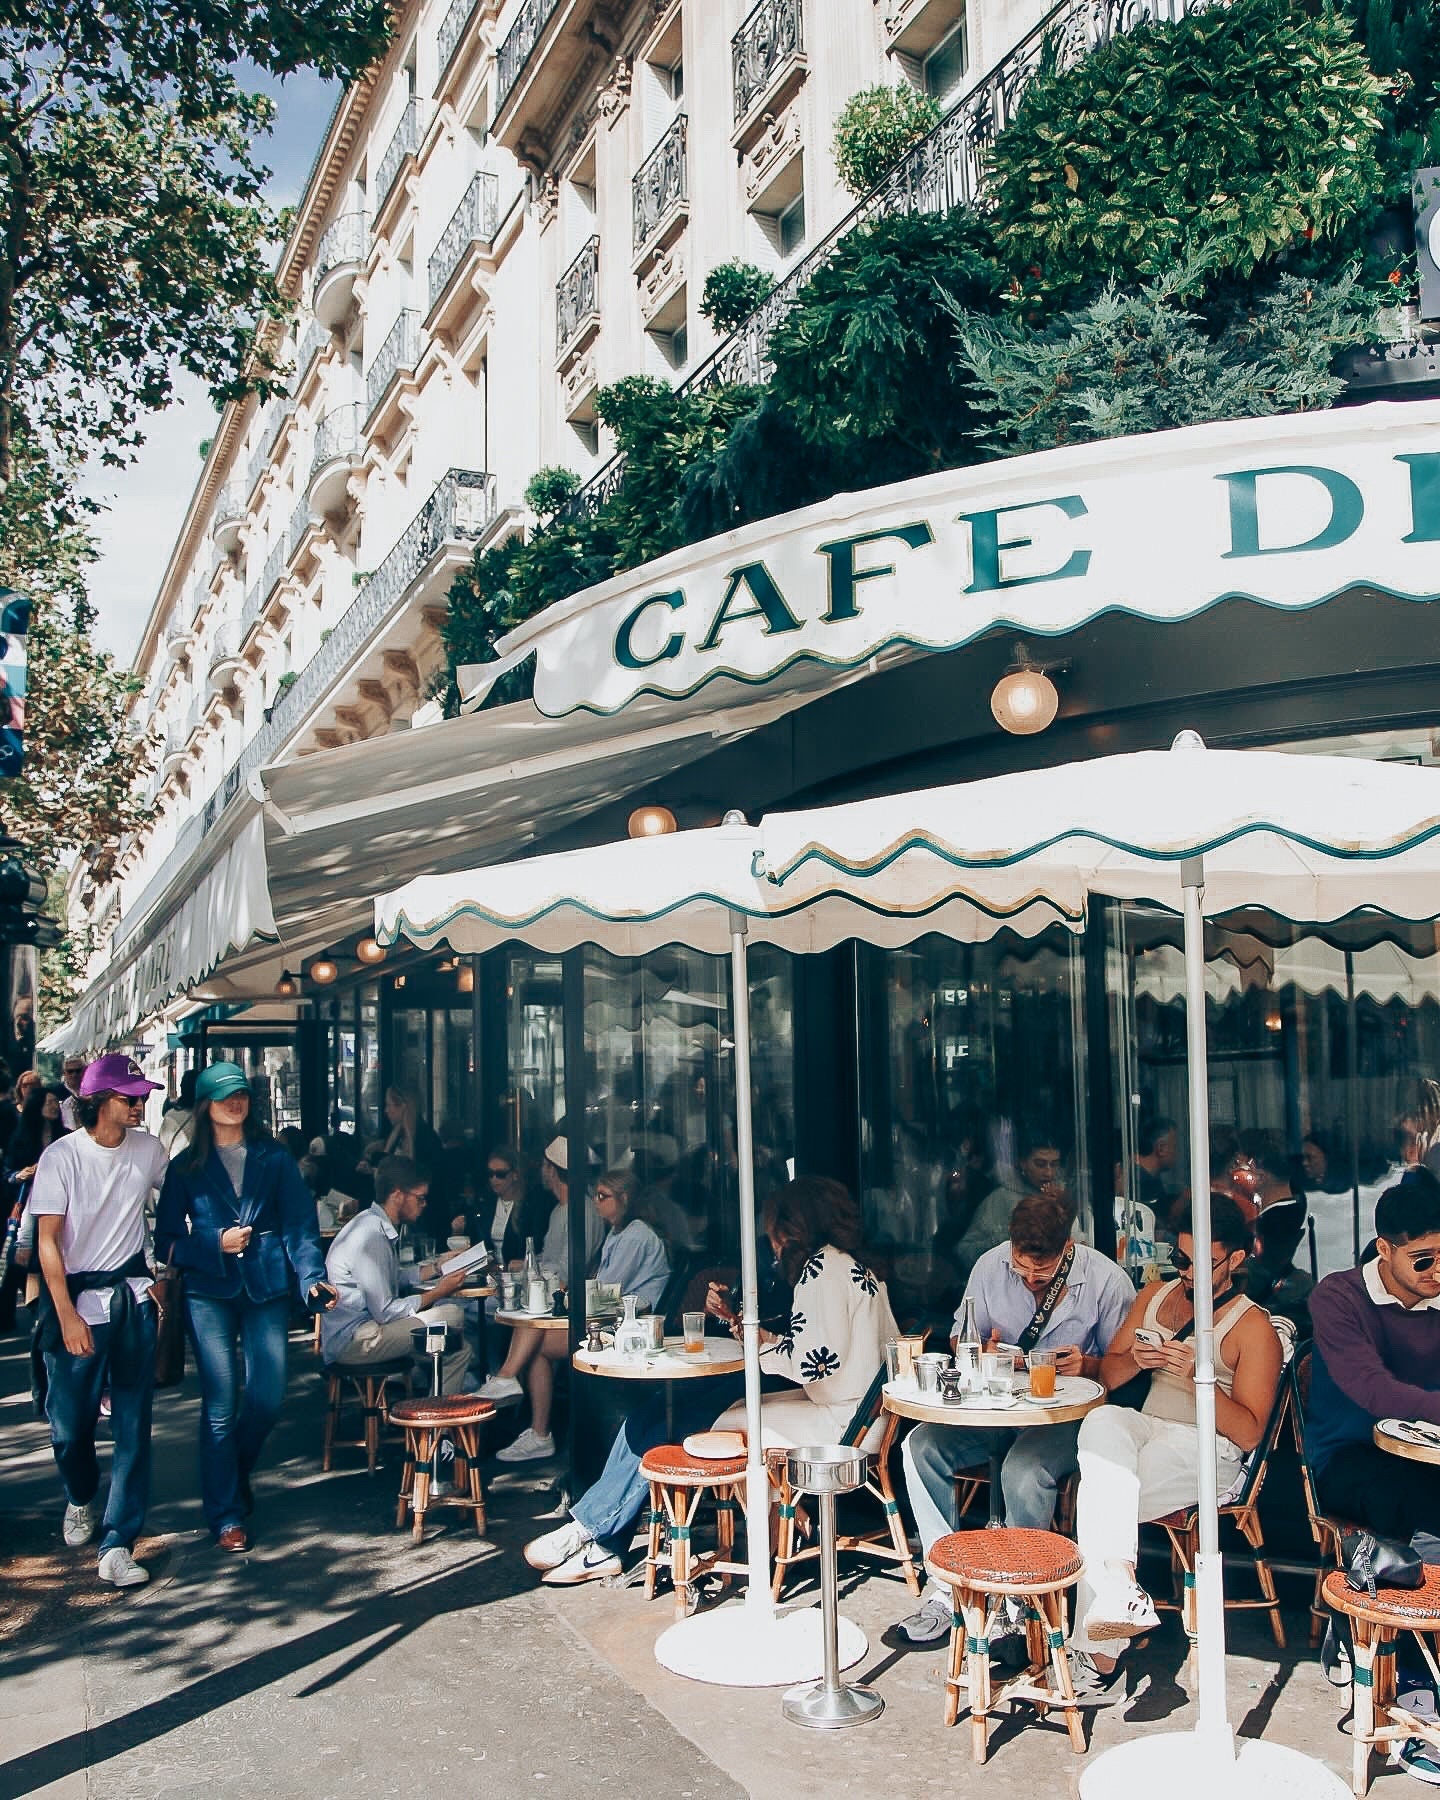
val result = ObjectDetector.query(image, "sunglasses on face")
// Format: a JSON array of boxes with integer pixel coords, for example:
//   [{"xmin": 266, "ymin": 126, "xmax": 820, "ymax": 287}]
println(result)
[
  {"xmin": 1172, "ymin": 1250, "xmax": 1230, "ymax": 1275},
  {"xmin": 487, "ymin": 1167, "xmax": 512, "ymax": 1181},
  {"xmin": 1406, "ymin": 1249, "xmax": 1440, "ymax": 1274}
]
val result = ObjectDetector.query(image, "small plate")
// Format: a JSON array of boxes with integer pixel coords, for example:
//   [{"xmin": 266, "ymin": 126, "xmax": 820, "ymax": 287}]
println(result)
[{"xmin": 1379, "ymin": 1417, "xmax": 1440, "ymax": 1449}]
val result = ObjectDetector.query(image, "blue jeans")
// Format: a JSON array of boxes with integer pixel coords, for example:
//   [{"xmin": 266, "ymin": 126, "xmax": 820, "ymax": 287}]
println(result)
[
  {"xmin": 573, "ymin": 1378, "xmax": 745, "ymax": 1548},
  {"xmin": 186, "ymin": 1292, "xmax": 290, "ymax": 1535},
  {"xmin": 902, "ymin": 1418, "xmax": 1082, "ymax": 1557},
  {"xmin": 44, "ymin": 1306, "xmax": 158, "ymax": 1555}
]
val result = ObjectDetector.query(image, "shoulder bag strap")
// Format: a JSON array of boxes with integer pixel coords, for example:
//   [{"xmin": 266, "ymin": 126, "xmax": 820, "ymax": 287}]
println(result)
[{"xmin": 1017, "ymin": 1244, "xmax": 1076, "ymax": 1353}]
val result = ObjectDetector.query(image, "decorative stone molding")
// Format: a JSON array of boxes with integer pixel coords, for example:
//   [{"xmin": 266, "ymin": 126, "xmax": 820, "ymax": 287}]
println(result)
[
  {"xmin": 533, "ymin": 171, "xmax": 560, "ymax": 227},
  {"xmin": 743, "ymin": 101, "xmax": 803, "ymax": 205},
  {"xmin": 597, "ymin": 55, "xmax": 632, "ymax": 119},
  {"xmin": 560, "ymin": 346, "xmax": 597, "ymax": 416},
  {"xmin": 357, "ymin": 678, "xmax": 394, "ymax": 720},
  {"xmin": 333, "ymin": 705, "xmax": 368, "ymax": 740},
  {"xmin": 637, "ymin": 239, "xmax": 685, "ymax": 322},
  {"xmin": 383, "ymin": 649, "xmax": 422, "ymax": 695}
]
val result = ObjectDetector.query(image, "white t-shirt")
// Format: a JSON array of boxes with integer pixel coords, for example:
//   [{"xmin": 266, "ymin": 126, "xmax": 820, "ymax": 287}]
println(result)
[{"xmin": 29, "ymin": 1128, "xmax": 169, "ymax": 1324}]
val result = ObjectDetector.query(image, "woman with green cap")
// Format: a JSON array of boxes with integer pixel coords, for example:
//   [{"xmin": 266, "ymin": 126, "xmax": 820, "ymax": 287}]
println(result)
[{"xmin": 155, "ymin": 1062, "xmax": 335, "ymax": 1550}]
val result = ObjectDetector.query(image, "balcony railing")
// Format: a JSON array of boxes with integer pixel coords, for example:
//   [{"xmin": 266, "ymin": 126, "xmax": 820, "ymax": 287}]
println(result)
[
  {"xmin": 563, "ymin": 0, "xmax": 1207, "ymax": 521},
  {"xmin": 212, "ymin": 482, "xmax": 246, "ymax": 532},
  {"xmin": 366, "ymin": 310, "xmax": 422, "ymax": 418},
  {"xmin": 556, "ymin": 235, "xmax": 599, "ymax": 356},
  {"xmin": 428, "ymin": 171, "xmax": 501, "ymax": 309},
  {"xmin": 496, "ymin": 0, "xmax": 562, "ymax": 114},
  {"xmin": 438, "ymin": 0, "xmax": 482, "ymax": 79},
  {"xmin": 633, "ymin": 114, "xmax": 687, "ymax": 255},
  {"xmin": 309, "ymin": 403, "xmax": 364, "ymax": 486},
  {"xmin": 291, "ymin": 317, "xmax": 329, "ymax": 393},
  {"xmin": 374, "ymin": 97, "xmax": 421, "ymax": 216},
  {"xmin": 314, "ymin": 210, "xmax": 368, "ymax": 286},
  {"xmin": 732, "ymin": 0, "xmax": 804, "ymax": 125},
  {"xmin": 245, "ymin": 400, "xmax": 292, "ymax": 498},
  {"xmin": 286, "ymin": 494, "xmax": 314, "ymax": 563}
]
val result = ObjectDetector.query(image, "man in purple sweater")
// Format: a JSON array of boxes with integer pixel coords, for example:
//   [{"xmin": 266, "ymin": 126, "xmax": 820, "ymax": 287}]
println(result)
[{"xmin": 1308, "ymin": 1168, "xmax": 1440, "ymax": 1536}]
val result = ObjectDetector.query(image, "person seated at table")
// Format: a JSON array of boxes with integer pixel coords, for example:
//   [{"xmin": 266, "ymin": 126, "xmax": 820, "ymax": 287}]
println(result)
[
  {"xmin": 891, "ymin": 1193, "xmax": 1136, "ymax": 1648},
  {"xmin": 1066, "ymin": 1195, "xmax": 1282, "ymax": 1705},
  {"xmin": 522, "ymin": 1175, "xmax": 895, "ymax": 1589},
  {"xmin": 952, "ymin": 1126, "xmax": 1068, "ymax": 1289},
  {"xmin": 321, "ymin": 1155, "xmax": 472, "ymax": 1393},
  {"xmin": 1307, "ymin": 1168, "xmax": 1440, "ymax": 1727},
  {"xmin": 483, "ymin": 1165, "xmax": 670, "ymax": 1463},
  {"xmin": 462, "ymin": 1145, "xmax": 552, "ymax": 1267}
]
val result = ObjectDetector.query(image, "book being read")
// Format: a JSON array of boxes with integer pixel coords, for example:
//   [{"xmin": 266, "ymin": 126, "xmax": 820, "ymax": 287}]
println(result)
[{"xmin": 438, "ymin": 1241, "xmax": 492, "ymax": 1278}]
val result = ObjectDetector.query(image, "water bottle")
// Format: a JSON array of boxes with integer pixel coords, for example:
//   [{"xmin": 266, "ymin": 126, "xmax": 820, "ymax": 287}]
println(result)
[
  {"xmin": 955, "ymin": 1296, "xmax": 981, "ymax": 1392},
  {"xmin": 524, "ymin": 1236, "xmax": 547, "ymax": 1314}
]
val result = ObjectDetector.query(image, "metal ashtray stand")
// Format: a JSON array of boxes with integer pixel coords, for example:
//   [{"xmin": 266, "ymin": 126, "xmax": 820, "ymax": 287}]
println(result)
[{"xmin": 780, "ymin": 1445, "xmax": 885, "ymax": 1729}]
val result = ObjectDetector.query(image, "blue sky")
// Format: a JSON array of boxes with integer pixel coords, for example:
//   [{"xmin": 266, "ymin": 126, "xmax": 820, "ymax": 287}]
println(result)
[{"xmin": 86, "ymin": 68, "xmax": 337, "ymax": 663}]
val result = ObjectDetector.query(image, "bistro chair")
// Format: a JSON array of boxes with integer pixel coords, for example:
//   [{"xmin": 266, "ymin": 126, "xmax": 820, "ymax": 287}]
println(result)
[
  {"xmin": 1154, "ymin": 1367, "xmax": 1291, "ymax": 1667},
  {"xmin": 927, "ymin": 1526, "xmax": 1088, "ymax": 1764},
  {"xmin": 1323, "ymin": 1566, "xmax": 1440, "ymax": 1795},
  {"xmin": 769, "ymin": 1366, "xmax": 920, "ymax": 1601},
  {"xmin": 1290, "ymin": 1350, "xmax": 1359, "ymax": 1646},
  {"xmin": 392, "ymin": 1394, "xmax": 495, "ymax": 1543},
  {"xmin": 321, "ymin": 1359, "xmax": 412, "ymax": 1473},
  {"xmin": 639, "ymin": 1443, "xmax": 749, "ymax": 1619}
]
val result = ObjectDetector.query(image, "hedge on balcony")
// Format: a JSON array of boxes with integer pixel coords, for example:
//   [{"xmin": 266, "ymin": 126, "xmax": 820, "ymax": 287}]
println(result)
[{"xmin": 443, "ymin": 0, "xmax": 1406, "ymax": 706}]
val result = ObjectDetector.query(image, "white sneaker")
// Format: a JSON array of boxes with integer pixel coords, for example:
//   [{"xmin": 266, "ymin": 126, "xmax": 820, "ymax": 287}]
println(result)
[
  {"xmin": 63, "ymin": 1500, "xmax": 97, "ymax": 1548},
  {"xmin": 97, "ymin": 1546, "xmax": 149, "ymax": 1588},
  {"xmin": 496, "ymin": 1427, "xmax": 555, "ymax": 1463},
  {"xmin": 525, "ymin": 1519, "xmax": 593, "ymax": 1571},
  {"xmin": 542, "ymin": 1542, "xmax": 622, "ymax": 1586},
  {"xmin": 1083, "ymin": 1581, "xmax": 1159, "ymax": 1643},
  {"xmin": 478, "ymin": 1374, "xmax": 523, "ymax": 1401}
]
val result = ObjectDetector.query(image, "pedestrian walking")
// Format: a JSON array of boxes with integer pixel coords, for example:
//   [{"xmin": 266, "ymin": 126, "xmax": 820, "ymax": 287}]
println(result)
[
  {"xmin": 154, "ymin": 1062, "xmax": 335, "ymax": 1550},
  {"xmin": 30, "ymin": 1054, "xmax": 167, "ymax": 1588}
]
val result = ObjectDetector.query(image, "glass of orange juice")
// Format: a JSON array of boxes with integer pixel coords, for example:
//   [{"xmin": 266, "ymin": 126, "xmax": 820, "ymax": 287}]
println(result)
[{"xmin": 1029, "ymin": 1348, "xmax": 1058, "ymax": 1399}]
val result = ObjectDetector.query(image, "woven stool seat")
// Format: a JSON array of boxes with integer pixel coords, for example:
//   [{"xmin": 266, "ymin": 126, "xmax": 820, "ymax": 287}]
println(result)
[
  {"xmin": 1323, "ymin": 1565, "xmax": 1440, "ymax": 1627},
  {"xmin": 325, "ymin": 1356, "xmax": 412, "ymax": 1379},
  {"xmin": 929, "ymin": 1527, "xmax": 1084, "ymax": 1592},
  {"xmin": 391, "ymin": 1396, "xmax": 496, "ymax": 1429},
  {"xmin": 640, "ymin": 1444, "xmax": 748, "ymax": 1484}
]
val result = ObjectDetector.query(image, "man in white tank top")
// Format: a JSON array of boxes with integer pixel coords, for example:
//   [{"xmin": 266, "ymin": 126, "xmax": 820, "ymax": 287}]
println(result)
[{"xmin": 1065, "ymin": 1194, "xmax": 1282, "ymax": 1705}]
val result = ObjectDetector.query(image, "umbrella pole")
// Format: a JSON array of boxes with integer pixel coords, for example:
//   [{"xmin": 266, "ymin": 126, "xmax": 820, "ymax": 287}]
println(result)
[
  {"xmin": 728, "ymin": 910, "xmax": 775, "ymax": 1616},
  {"xmin": 1180, "ymin": 856, "xmax": 1232, "ymax": 1756}
]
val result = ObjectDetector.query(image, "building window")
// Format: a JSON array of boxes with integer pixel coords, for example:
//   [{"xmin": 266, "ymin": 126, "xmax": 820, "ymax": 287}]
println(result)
[
  {"xmin": 648, "ymin": 321, "xmax": 688, "ymax": 373},
  {"xmin": 776, "ymin": 190, "xmax": 805, "ymax": 259},
  {"xmin": 923, "ymin": 20, "xmax": 967, "ymax": 104}
]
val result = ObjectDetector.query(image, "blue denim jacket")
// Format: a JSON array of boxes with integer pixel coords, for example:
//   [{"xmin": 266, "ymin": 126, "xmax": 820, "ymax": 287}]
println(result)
[{"xmin": 155, "ymin": 1138, "xmax": 327, "ymax": 1304}]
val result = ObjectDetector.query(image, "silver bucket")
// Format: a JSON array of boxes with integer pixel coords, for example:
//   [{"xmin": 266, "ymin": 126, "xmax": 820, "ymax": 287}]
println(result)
[{"xmin": 784, "ymin": 1443, "xmax": 867, "ymax": 1495}]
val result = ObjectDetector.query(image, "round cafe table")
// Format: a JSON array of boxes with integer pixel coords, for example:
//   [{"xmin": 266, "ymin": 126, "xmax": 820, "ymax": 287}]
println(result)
[
  {"xmin": 494, "ymin": 1308, "xmax": 569, "ymax": 1332},
  {"xmin": 1374, "ymin": 1418, "xmax": 1440, "ymax": 1465},
  {"xmin": 883, "ymin": 1374, "xmax": 1106, "ymax": 1527},
  {"xmin": 574, "ymin": 1337, "xmax": 745, "ymax": 1435}
]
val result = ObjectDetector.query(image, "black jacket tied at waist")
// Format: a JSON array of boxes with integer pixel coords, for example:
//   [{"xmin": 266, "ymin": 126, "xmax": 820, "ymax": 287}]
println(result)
[{"xmin": 31, "ymin": 1250, "xmax": 156, "ymax": 1410}]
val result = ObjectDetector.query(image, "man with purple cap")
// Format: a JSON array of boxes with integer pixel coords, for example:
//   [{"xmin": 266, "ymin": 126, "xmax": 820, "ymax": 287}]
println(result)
[{"xmin": 31, "ymin": 1053, "xmax": 167, "ymax": 1588}]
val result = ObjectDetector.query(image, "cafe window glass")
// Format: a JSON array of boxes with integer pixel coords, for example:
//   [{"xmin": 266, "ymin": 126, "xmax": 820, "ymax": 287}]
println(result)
[
  {"xmin": 583, "ymin": 944, "xmax": 795, "ymax": 1272},
  {"xmin": 857, "ymin": 929, "xmax": 1089, "ymax": 1335},
  {"xmin": 431, "ymin": 1004, "xmax": 475, "ymax": 1139},
  {"xmin": 357, "ymin": 983, "xmax": 381, "ymax": 1141},
  {"xmin": 506, "ymin": 952, "xmax": 566, "ymax": 1156},
  {"xmin": 391, "ymin": 1004, "xmax": 427, "ymax": 1109}
]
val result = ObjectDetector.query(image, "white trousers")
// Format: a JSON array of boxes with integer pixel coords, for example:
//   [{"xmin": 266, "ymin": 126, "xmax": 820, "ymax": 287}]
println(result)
[{"xmin": 1071, "ymin": 1404, "xmax": 1242, "ymax": 1654}]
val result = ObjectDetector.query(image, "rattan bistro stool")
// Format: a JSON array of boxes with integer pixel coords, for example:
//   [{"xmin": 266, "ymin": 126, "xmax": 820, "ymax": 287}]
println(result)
[
  {"xmin": 926, "ymin": 1527, "xmax": 1087, "ymax": 1765},
  {"xmin": 392, "ymin": 1395, "xmax": 496, "ymax": 1543},
  {"xmin": 640, "ymin": 1444, "xmax": 749, "ymax": 1619},
  {"xmin": 322, "ymin": 1358, "xmax": 411, "ymax": 1472},
  {"xmin": 1323, "ymin": 1566, "xmax": 1440, "ymax": 1795}
]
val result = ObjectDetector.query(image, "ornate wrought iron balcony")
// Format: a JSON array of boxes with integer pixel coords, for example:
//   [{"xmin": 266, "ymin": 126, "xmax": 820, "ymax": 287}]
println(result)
[
  {"xmin": 556, "ymin": 235, "xmax": 600, "ymax": 356},
  {"xmin": 374, "ymin": 97, "xmax": 421, "ymax": 216},
  {"xmin": 245, "ymin": 400, "xmax": 292, "ymax": 498},
  {"xmin": 286, "ymin": 494, "xmax": 315, "ymax": 563},
  {"xmin": 309, "ymin": 403, "xmax": 364, "ymax": 488},
  {"xmin": 732, "ymin": 0, "xmax": 804, "ymax": 125},
  {"xmin": 438, "ymin": 0, "xmax": 482, "ymax": 79},
  {"xmin": 366, "ymin": 310, "xmax": 422, "ymax": 419},
  {"xmin": 291, "ymin": 317, "xmax": 329, "ymax": 394},
  {"xmin": 212, "ymin": 483, "xmax": 246, "ymax": 533},
  {"xmin": 314, "ymin": 211, "xmax": 368, "ymax": 287},
  {"xmin": 633, "ymin": 114, "xmax": 687, "ymax": 256},
  {"xmin": 428, "ymin": 172, "xmax": 501, "ymax": 309},
  {"xmin": 497, "ymin": 0, "xmax": 562, "ymax": 114}
]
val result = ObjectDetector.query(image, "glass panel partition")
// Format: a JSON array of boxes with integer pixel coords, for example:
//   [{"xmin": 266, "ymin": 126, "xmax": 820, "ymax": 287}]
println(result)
[{"xmin": 505, "ymin": 952, "xmax": 566, "ymax": 1156}]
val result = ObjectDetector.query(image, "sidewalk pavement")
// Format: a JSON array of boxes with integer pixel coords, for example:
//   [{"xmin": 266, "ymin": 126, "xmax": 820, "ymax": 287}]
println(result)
[{"xmin": 0, "ymin": 1323, "xmax": 1370, "ymax": 1798}]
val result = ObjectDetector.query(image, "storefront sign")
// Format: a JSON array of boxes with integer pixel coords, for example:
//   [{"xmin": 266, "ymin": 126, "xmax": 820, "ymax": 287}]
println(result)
[{"xmin": 469, "ymin": 402, "xmax": 1440, "ymax": 717}]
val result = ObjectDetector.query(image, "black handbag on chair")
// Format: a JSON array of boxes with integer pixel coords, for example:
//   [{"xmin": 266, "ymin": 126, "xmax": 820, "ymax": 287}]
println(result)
[{"xmin": 1342, "ymin": 1530, "xmax": 1424, "ymax": 1599}]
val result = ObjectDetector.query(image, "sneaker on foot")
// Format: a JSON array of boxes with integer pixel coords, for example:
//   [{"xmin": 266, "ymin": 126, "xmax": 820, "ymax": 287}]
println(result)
[
  {"xmin": 496, "ymin": 1427, "xmax": 555, "ymax": 1463},
  {"xmin": 542, "ymin": 1542, "xmax": 622, "ymax": 1586},
  {"xmin": 477, "ymin": 1374, "xmax": 523, "ymax": 1401},
  {"xmin": 525, "ymin": 1519, "xmax": 594, "ymax": 1571},
  {"xmin": 1083, "ymin": 1581, "xmax": 1159, "ymax": 1643},
  {"xmin": 1394, "ymin": 1737, "xmax": 1440, "ymax": 1786},
  {"xmin": 63, "ymin": 1500, "xmax": 97, "ymax": 1548},
  {"xmin": 97, "ymin": 1546, "xmax": 149, "ymax": 1588},
  {"xmin": 1068, "ymin": 1651, "xmax": 1127, "ymax": 1707},
  {"xmin": 889, "ymin": 1592, "xmax": 952, "ymax": 1647}
]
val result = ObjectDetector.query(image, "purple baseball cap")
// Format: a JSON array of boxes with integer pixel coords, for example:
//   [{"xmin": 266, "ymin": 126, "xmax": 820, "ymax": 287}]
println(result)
[{"xmin": 79, "ymin": 1053, "xmax": 162, "ymax": 1099}]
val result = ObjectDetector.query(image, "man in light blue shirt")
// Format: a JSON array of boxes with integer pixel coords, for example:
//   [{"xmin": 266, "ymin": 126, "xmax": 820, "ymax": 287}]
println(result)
[
  {"xmin": 893, "ymin": 1193, "xmax": 1134, "ymax": 1646},
  {"xmin": 323, "ymin": 1155, "xmax": 471, "ymax": 1392}
]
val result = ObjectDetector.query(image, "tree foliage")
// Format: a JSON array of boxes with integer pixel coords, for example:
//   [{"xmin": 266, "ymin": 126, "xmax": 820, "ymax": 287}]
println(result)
[
  {"xmin": 0, "ymin": 1, "xmax": 392, "ymax": 492},
  {"xmin": 700, "ymin": 259, "xmax": 774, "ymax": 335},
  {"xmin": 832, "ymin": 84, "xmax": 942, "ymax": 198},
  {"xmin": 987, "ymin": 0, "xmax": 1386, "ymax": 307},
  {"xmin": 1345, "ymin": 0, "xmax": 1440, "ymax": 199}
]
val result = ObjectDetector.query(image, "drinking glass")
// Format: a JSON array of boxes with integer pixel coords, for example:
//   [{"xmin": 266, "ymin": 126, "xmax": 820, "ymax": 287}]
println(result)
[
  {"xmin": 683, "ymin": 1310, "xmax": 706, "ymax": 1355},
  {"xmin": 980, "ymin": 1351, "xmax": 1007, "ymax": 1398},
  {"xmin": 1029, "ymin": 1349, "xmax": 1058, "ymax": 1399}
]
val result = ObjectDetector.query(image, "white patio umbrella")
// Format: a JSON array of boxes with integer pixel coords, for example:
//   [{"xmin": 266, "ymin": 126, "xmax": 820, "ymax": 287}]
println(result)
[{"xmin": 756, "ymin": 733, "xmax": 1440, "ymax": 1795}]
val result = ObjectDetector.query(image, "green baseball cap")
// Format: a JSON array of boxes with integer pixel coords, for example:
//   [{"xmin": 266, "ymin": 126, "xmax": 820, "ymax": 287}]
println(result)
[{"xmin": 195, "ymin": 1063, "xmax": 250, "ymax": 1106}]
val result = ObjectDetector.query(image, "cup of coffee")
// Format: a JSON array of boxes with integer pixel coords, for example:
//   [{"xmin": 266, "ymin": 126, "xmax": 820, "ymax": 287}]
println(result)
[
  {"xmin": 1029, "ymin": 1348, "xmax": 1058, "ymax": 1399},
  {"xmin": 447, "ymin": 1235, "xmax": 470, "ymax": 1251}
]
